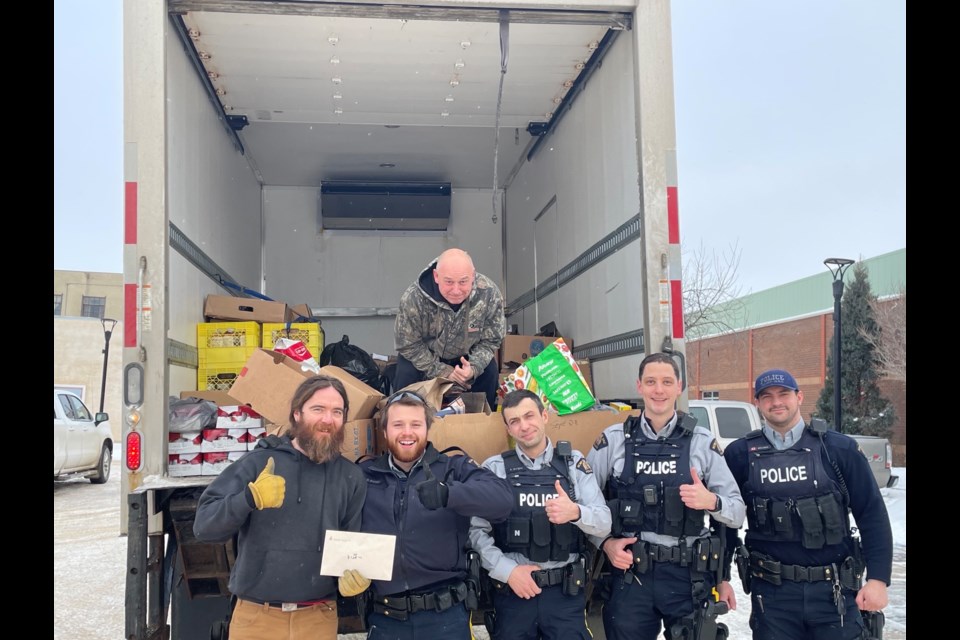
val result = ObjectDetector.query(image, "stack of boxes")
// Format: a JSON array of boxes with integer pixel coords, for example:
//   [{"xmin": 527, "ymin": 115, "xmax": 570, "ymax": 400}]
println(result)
[{"xmin": 168, "ymin": 401, "xmax": 267, "ymax": 477}]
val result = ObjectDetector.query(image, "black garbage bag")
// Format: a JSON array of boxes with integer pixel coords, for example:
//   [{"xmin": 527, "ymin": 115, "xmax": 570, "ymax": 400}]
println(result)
[{"xmin": 320, "ymin": 335, "xmax": 384, "ymax": 391}]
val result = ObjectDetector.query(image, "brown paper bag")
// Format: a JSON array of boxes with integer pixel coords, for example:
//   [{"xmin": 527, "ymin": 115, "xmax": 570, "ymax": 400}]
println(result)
[{"xmin": 376, "ymin": 377, "xmax": 455, "ymax": 413}]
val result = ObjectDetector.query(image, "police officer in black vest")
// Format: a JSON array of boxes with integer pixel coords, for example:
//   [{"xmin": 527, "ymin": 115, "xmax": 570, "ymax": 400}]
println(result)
[
  {"xmin": 469, "ymin": 389, "xmax": 612, "ymax": 639},
  {"xmin": 720, "ymin": 369, "xmax": 892, "ymax": 640},
  {"xmin": 587, "ymin": 353, "xmax": 745, "ymax": 640}
]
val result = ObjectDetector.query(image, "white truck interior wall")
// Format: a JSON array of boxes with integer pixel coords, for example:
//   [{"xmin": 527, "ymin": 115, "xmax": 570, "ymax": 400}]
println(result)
[
  {"xmin": 165, "ymin": 24, "xmax": 264, "ymax": 391},
  {"xmin": 261, "ymin": 186, "xmax": 503, "ymax": 355},
  {"xmin": 503, "ymin": 34, "xmax": 644, "ymax": 400}
]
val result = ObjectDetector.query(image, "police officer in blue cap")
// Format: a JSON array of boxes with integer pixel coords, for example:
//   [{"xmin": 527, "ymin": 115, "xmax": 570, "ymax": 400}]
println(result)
[
  {"xmin": 587, "ymin": 353, "xmax": 745, "ymax": 640},
  {"xmin": 720, "ymin": 368, "xmax": 892, "ymax": 639}
]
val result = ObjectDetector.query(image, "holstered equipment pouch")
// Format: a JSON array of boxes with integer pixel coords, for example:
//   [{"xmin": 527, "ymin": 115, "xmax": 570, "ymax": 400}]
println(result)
[
  {"xmin": 530, "ymin": 511, "xmax": 552, "ymax": 563},
  {"xmin": 631, "ymin": 541, "xmax": 649, "ymax": 574},
  {"xmin": 506, "ymin": 517, "xmax": 529, "ymax": 545},
  {"xmin": 771, "ymin": 501, "xmax": 793, "ymax": 538},
  {"xmin": 817, "ymin": 494, "xmax": 846, "ymax": 546},
  {"xmin": 734, "ymin": 544, "xmax": 752, "ymax": 594},
  {"xmin": 694, "ymin": 537, "xmax": 721, "ymax": 573},
  {"xmin": 563, "ymin": 557, "xmax": 587, "ymax": 596},
  {"xmin": 553, "ymin": 523, "xmax": 575, "ymax": 558},
  {"xmin": 753, "ymin": 497, "xmax": 770, "ymax": 532},
  {"xmin": 664, "ymin": 486, "xmax": 684, "ymax": 530},
  {"xmin": 795, "ymin": 497, "xmax": 825, "ymax": 549},
  {"xmin": 861, "ymin": 610, "xmax": 885, "ymax": 640}
]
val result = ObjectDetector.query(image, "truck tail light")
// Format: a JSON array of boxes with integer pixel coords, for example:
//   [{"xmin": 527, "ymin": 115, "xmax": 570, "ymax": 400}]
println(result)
[
  {"xmin": 126, "ymin": 431, "xmax": 142, "ymax": 470},
  {"xmin": 885, "ymin": 442, "xmax": 893, "ymax": 470}
]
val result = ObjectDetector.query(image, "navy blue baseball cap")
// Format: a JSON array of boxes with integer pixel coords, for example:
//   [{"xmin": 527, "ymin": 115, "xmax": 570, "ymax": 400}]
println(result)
[{"xmin": 754, "ymin": 369, "xmax": 799, "ymax": 398}]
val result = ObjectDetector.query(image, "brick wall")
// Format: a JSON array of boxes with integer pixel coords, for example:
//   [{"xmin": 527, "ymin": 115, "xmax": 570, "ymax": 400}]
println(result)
[{"xmin": 687, "ymin": 309, "xmax": 906, "ymax": 458}]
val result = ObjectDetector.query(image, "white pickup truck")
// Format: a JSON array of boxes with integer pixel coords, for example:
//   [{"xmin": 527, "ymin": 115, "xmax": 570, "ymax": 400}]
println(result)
[
  {"xmin": 53, "ymin": 389, "xmax": 113, "ymax": 484},
  {"xmin": 688, "ymin": 400, "xmax": 899, "ymax": 489}
]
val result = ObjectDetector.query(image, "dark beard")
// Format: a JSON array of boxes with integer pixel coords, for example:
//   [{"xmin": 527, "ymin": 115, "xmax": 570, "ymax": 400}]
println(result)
[
  {"xmin": 388, "ymin": 439, "xmax": 427, "ymax": 467},
  {"xmin": 291, "ymin": 419, "xmax": 345, "ymax": 464}
]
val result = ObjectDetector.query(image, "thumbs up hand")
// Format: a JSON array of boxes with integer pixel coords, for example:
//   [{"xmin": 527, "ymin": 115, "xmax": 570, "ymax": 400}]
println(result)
[
  {"xmin": 545, "ymin": 479, "xmax": 581, "ymax": 524},
  {"xmin": 248, "ymin": 457, "xmax": 286, "ymax": 510},
  {"xmin": 679, "ymin": 466, "xmax": 715, "ymax": 510}
]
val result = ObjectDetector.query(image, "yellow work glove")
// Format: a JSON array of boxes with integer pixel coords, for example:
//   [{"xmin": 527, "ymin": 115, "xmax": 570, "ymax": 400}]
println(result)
[
  {"xmin": 248, "ymin": 457, "xmax": 285, "ymax": 510},
  {"xmin": 339, "ymin": 569, "xmax": 372, "ymax": 597}
]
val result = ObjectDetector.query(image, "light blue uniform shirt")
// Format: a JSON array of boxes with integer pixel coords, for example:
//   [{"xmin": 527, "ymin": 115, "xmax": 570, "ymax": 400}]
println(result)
[{"xmin": 468, "ymin": 439, "xmax": 612, "ymax": 584}]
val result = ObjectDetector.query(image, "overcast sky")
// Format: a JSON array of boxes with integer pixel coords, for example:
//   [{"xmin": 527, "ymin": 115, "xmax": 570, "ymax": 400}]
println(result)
[{"xmin": 53, "ymin": 1, "xmax": 905, "ymax": 295}]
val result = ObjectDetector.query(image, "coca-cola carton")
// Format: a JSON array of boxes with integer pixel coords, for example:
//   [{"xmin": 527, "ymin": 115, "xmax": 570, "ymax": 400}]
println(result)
[
  {"xmin": 202, "ymin": 451, "xmax": 247, "ymax": 476},
  {"xmin": 201, "ymin": 427, "xmax": 249, "ymax": 452},
  {"xmin": 168, "ymin": 431, "xmax": 203, "ymax": 454},
  {"xmin": 168, "ymin": 453, "xmax": 203, "ymax": 477}
]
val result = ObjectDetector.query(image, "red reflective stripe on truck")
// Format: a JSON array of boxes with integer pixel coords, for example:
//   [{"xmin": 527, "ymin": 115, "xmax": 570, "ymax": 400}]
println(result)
[
  {"xmin": 124, "ymin": 182, "xmax": 137, "ymax": 244},
  {"xmin": 667, "ymin": 186, "xmax": 679, "ymax": 244},
  {"xmin": 124, "ymin": 283, "xmax": 138, "ymax": 347},
  {"xmin": 671, "ymin": 280, "xmax": 684, "ymax": 339}
]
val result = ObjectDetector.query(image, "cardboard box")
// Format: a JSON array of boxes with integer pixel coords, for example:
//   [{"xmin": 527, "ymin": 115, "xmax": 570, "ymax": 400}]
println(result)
[
  {"xmin": 228, "ymin": 350, "xmax": 384, "ymax": 426},
  {"xmin": 576, "ymin": 359, "xmax": 593, "ymax": 394},
  {"xmin": 501, "ymin": 335, "xmax": 572, "ymax": 366},
  {"xmin": 168, "ymin": 453, "xmax": 204, "ymax": 477},
  {"xmin": 168, "ymin": 431, "xmax": 203, "ymax": 454},
  {"xmin": 215, "ymin": 405, "xmax": 263, "ymax": 429},
  {"xmin": 201, "ymin": 427, "xmax": 250, "ymax": 452},
  {"xmin": 287, "ymin": 303, "xmax": 314, "ymax": 322},
  {"xmin": 372, "ymin": 409, "xmax": 508, "ymax": 464},
  {"xmin": 541, "ymin": 409, "xmax": 642, "ymax": 458},
  {"xmin": 319, "ymin": 366, "xmax": 384, "ymax": 421},
  {"xmin": 430, "ymin": 411, "xmax": 509, "ymax": 465},
  {"xmin": 204, "ymin": 294, "xmax": 288, "ymax": 323},
  {"xmin": 341, "ymin": 419, "xmax": 377, "ymax": 462},
  {"xmin": 202, "ymin": 451, "xmax": 248, "ymax": 475}
]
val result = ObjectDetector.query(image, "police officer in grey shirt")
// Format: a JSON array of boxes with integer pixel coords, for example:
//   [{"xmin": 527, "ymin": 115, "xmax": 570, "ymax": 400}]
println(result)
[
  {"xmin": 469, "ymin": 390, "xmax": 611, "ymax": 640},
  {"xmin": 586, "ymin": 353, "xmax": 745, "ymax": 640}
]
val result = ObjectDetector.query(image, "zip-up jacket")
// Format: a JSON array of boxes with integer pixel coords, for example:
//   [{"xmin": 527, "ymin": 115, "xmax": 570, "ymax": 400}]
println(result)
[
  {"xmin": 360, "ymin": 443, "xmax": 513, "ymax": 596},
  {"xmin": 193, "ymin": 436, "xmax": 366, "ymax": 602}
]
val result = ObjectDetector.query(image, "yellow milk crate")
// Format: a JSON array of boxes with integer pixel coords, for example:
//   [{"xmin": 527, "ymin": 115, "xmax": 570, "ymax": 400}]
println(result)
[
  {"xmin": 198, "ymin": 321, "xmax": 262, "ymax": 348},
  {"xmin": 197, "ymin": 365, "xmax": 245, "ymax": 392},
  {"xmin": 198, "ymin": 345, "xmax": 260, "ymax": 368},
  {"xmin": 262, "ymin": 322, "xmax": 324, "ymax": 358}
]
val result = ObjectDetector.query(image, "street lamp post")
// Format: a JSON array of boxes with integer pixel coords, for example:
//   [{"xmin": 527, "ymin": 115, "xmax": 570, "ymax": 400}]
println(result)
[
  {"xmin": 100, "ymin": 318, "xmax": 118, "ymax": 414},
  {"xmin": 823, "ymin": 258, "xmax": 854, "ymax": 432}
]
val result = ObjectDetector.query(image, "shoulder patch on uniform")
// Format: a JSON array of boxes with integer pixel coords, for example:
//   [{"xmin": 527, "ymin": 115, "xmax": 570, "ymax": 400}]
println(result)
[
  {"xmin": 576, "ymin": 458, "xmax": 593, "ymax": 474},
  {"xmin": 710, "ymin": 438, "xmax": 724, "ymax": 455},
  {"xmin": 592, "ymin": 433, "xmax": 609, "ymax": 451}
]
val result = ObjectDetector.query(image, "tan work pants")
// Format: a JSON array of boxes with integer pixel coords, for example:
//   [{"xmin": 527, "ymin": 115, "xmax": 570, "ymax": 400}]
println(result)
[{"xmin": 228, "ymin": 598, "xmax": 338, "ymax": 640}]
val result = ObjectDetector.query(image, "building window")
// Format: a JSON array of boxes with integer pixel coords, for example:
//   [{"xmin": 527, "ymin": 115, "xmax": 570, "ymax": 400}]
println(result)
[
  {"xmin": 81, "ymin": 295, "xmax": 106, "ymax": 319},
  {"xmin": 54, "ymin": 294, "xmax": 63, "ymax": 316},
  {"xmin": 701, "ymin": 390, "xmax": 720, "ymax": 400}
]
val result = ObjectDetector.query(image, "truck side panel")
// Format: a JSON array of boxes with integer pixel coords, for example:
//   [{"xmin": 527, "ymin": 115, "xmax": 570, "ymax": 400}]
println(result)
[{"xmin": 503, "ymin": 29, "xmax": 665, "ymax": 400}]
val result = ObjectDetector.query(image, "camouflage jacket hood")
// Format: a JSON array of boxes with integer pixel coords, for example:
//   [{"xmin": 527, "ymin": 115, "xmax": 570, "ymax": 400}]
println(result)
[{"xmin": 394, "ymin": 256, "xmax": 506, "ymax": 380}]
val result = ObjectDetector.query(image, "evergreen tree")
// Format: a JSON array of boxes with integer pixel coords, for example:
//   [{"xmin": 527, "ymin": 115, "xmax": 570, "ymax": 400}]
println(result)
[{"xmin": 816, "ymin": 263, "xmax": 895, "ymax": 436}]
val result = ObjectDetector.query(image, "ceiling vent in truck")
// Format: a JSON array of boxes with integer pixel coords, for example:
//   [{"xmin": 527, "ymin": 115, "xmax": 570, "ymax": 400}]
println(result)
[{"xmin": 320, "ymin": 181, "xmax": 452, "ymax": 231}]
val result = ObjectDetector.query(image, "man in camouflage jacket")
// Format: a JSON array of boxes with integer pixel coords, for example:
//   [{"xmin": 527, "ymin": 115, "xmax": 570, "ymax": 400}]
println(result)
[{"xmin": 394, "ymin": 248, "xmax": 506, "ymax": 409}]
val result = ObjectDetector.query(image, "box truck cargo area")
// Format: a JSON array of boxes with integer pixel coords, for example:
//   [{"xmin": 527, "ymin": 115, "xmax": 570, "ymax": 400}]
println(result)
[{"xmin": 123, "ymin": 2, "xmax": 686, "ymax": 638}]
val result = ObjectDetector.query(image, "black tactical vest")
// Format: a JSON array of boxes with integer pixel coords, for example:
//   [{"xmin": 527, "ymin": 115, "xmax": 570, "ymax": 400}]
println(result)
[
  {"xmin": 742, "ymin": 427, "xmax": 849, "ymax": 549},
  {"xmin": 607, "ymin": 413, "xmax": 705, "ymax": 538},
  {"xmin": 493, "ymin": 450, "xmax": 582, "ymax": 563}
]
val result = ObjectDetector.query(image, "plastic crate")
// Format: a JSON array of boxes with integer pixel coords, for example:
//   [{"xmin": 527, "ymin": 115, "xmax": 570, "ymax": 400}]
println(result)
[
  {"xmin": 198, "ymin": 345, "xmax": 260, "ymax": 368},
  {"xmin": 198, "ymin": 366, "xmax": 244, "ymax": 392},
  {"xmin": 197, "ymin": 322, "xmax": 262, "ymax": 348},
  {"xmin": 262, "ymin": 322, "xmax": 324, "ymax": 358}
]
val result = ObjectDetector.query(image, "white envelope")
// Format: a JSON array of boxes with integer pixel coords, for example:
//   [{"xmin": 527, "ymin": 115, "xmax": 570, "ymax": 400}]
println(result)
[{"xmin": 319, "ymin": 530, "xmax": 397, "ymax": 581}]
